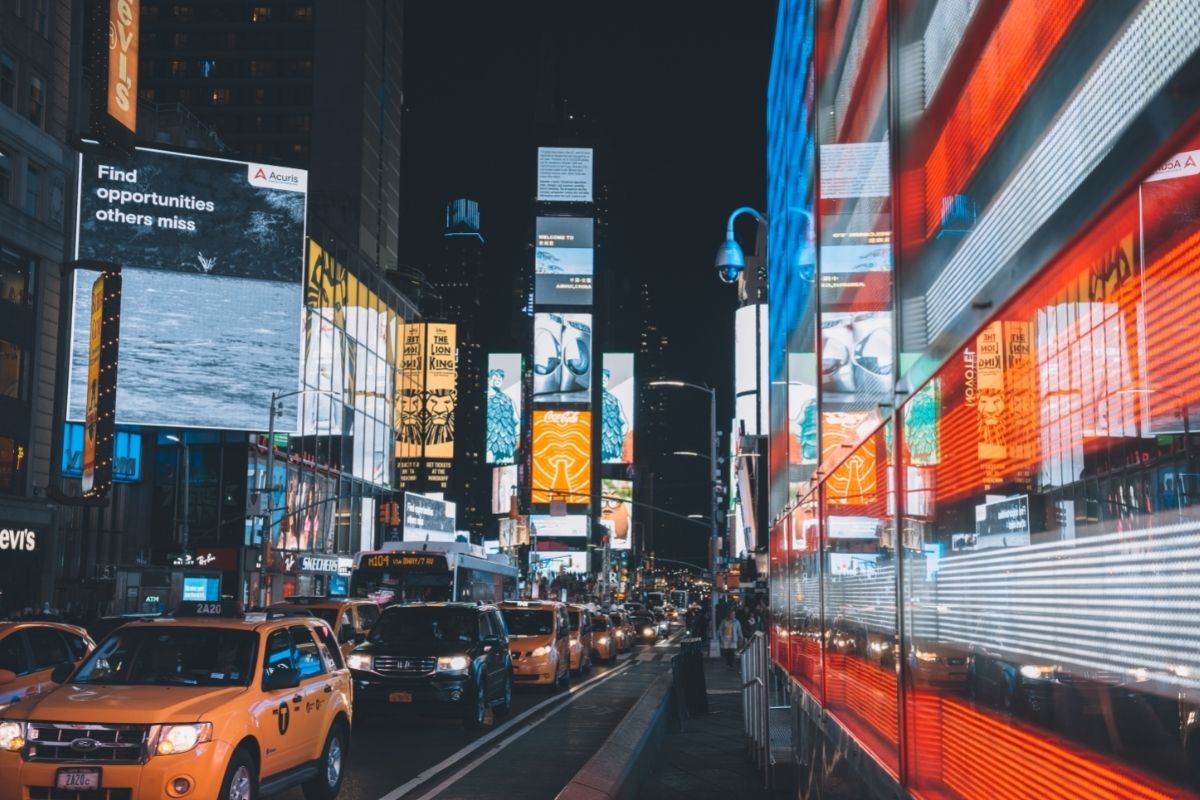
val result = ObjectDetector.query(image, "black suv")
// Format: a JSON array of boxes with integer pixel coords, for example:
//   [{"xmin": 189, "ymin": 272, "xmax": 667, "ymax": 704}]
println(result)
[{"xmin": 347, "ymin": 602, "xmax": 513, "ymax": 729}]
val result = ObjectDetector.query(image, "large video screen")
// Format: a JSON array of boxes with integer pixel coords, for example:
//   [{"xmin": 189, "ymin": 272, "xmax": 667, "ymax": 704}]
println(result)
[
  {"xmin": 68, "ymin": 147, "xmax": 307, "ymax": 430},
  {"xmin": 600, "ymin": 478, "xmax": 632, "ymax": 551},
  {"xmin": 534, "ymin": 313, "xmax": 592, "ymax": 404},
  {"xmin": 529, "ymin": 514, "xmax": 588, "ymax": 538},
  {"xmin": 491, "ymin": 464, "xmax": 519, "ymax": 515},
  {"xmin": 486, "ymin": 353, "xmax": 522, "ymax": 464},
  {"xmin": 536, "ymin": 147, "xmax": 593, "ymax": 203},
  {"xmin": 535, "ymin": 217, "xmax": 593, "ymax": 305},
  {"xmin": 532, "ymin": 409, "xmax": 591, "ymax": 504},
  {"xmin": 534, "ymin": 549, "xmax": 589, "ymax": 575},
  {"xmin": 601, "ymin": 353, "xmax": 634, "ymax": 463}
]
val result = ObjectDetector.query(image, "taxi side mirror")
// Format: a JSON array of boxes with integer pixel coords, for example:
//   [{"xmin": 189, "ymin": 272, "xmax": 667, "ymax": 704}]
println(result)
[
  {"xmin": 0, "ymin": 669, "xmax": 15, "ymax": 686},
  {"xmin": 263, "ymin": 666, "xmax": 301, "ymax": 692},
  {"xmin": 50, "ymin": 662, "xmax": 75, "ymax": 684}
]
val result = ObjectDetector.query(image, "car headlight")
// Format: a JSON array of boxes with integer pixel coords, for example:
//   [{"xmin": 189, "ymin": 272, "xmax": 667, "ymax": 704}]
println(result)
[
  {"xmin": 0, "ymin": 721, "xmax": 25, "ymax": 751},
  {"xmin": 597, "ymin": 636, "xmax": 609, "ymax": 644},
  {"xmin": 532, "ymin": 645, "xmax": 551, "ymax": 658},
  {"xmin": 437, "ymin": 655, "xmax": 470, "ymax": 673},
  {"xmin": 914, "ymin": 650, "xmax": 940, "ymax": 663},
  {"xmin": 346, "ymin": 653, "xmax": 373, "ymax": 672},
  {"xmin": 643, "ymin": 627, "xmax": 654, "ymax": 636},
  {"xmin": 155, "ymin": 723, "xmax": 212, "ymax": 755},
  {"xmin": 1019, "ymin": 665, "xmax": 1058, "ymax": 680}
]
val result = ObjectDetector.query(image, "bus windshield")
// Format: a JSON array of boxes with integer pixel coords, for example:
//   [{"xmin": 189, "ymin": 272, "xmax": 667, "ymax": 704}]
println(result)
[{"xmin": 350, "ymin": 564, "xmax": 452, "ymax": 604}]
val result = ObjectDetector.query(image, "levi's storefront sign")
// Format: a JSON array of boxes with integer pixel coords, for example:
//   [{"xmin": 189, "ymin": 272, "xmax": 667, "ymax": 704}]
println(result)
[{"xmin": 0, "ymin": 527, "xmax": 39, "ymax": 552}]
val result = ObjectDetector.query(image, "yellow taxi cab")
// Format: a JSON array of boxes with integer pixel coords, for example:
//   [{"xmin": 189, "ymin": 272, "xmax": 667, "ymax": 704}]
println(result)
[
  {"xmin": 589, "ymin": 612, "xmax": 617, "ymax": 665},
  {"xmin": 566, "ymin": 605, "xmax": 593, "ymax": 675},
  {"xmin": 0, "ymin": 600, "xmax": 352, "ymax": 800},
  {"xmin": 268, "ymin": 596, "xmax": 381, "ymax": 657},
  {"xmin": 497, "ymin": 601, "xmax": 570, "ymax": 690},
  {"xmin": 0, "ymin": 622, "xmax": 95, "ymax": 711},
  {"xmin": 608, "ymin": 611, "xmax": 634, "ymax": 653}
]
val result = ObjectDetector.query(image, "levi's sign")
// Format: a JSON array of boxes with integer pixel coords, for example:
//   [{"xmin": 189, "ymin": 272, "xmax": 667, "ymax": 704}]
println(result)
[{"xmin": 0, "ymin": 528, "xmax": 38, "ymax": 551}]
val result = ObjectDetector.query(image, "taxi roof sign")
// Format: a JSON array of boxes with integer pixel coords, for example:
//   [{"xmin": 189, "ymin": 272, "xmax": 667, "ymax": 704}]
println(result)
[{"xmin": 176, "ymin": 600, "xmax": 243, "ymax": 618}]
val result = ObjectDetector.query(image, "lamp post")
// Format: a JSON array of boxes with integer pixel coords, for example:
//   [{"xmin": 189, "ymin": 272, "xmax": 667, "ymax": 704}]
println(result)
[
  {"xmin": 258, "ymin": 388, "xmax": 348, "ymax": 608},
  {"xmin": 649, "ymin": 379, "xmax": 720, "ymax": 657},
  {"xmin": 165, "ymin": 433, "xmax": 189, "ymax": 559}
]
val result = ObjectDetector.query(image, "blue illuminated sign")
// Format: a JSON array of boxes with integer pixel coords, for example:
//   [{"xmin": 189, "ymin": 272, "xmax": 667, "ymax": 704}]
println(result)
[{"xmin": 62, "ymin": 423, "xmax": 141, "ymax": 482}]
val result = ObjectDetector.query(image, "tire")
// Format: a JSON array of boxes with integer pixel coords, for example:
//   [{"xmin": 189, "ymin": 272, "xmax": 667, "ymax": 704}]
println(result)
[
  {"xmin": 302, "ymin": 722, "xmax": 347, "ymax": 800},
  {"xmin": 494, "ymin": 670, "xmax": 513, "ymax": 717},
  {"xmin": 463, "ymin": 678, "xmax": 487, "ymax": 730},
  {"xmin": 219, "ymin": 747, "xmax": 257, "ymax": 800}
]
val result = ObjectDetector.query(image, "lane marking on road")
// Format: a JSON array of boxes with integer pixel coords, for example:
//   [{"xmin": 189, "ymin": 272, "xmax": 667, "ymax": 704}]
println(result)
[{"xmin": 377, "ymin": 660, "xmax": 637, "ymax": 800}]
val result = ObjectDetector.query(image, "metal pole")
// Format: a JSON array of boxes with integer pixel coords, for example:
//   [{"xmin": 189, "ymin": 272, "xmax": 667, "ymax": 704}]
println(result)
[
  {"xmin": 709, "ymin": 387, "xmax": 720, "ymax": 658},
  {"xmin": 259, "ymin": 393, "xmax": 276, "ymax": 609},
  {"xmin": 181, "ymin": 437, "xmax": 190, "ymax": 557}
]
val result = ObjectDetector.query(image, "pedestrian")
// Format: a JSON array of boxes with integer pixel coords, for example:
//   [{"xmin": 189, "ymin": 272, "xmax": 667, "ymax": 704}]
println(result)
[{"xmin": 719, "ymin": 609, "xmax": 744, "ymax": 669}]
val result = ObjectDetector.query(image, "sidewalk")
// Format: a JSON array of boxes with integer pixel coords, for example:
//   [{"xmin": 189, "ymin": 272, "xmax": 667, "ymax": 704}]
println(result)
[{"xmin": 636, "ymin": 652, "xmax": 792, "ymax": 800}]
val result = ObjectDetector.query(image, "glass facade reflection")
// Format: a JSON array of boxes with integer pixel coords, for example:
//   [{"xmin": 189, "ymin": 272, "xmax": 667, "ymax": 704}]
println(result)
[{"xmin": 768, "ymin": 0, "xmax": 1200, "ymax": 796}]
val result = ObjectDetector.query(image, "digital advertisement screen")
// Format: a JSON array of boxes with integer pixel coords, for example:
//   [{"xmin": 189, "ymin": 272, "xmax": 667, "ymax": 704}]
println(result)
[
  {"xmin": 395, "ymin": 321, "xmax": 458, "ymax": 490},
  {"xmin": 600, "ymin": 478, "xmax": 632, "ymax": 551},
  {"xmin": 601, "ymin": 354, "xmax": 634, "ymax": 463},
  {"xmin": 491, "ymin": 464, "xmax": 519, "ymax": 515},
  {"xmin": 182, "ymin": 576, "xmax": 220, "ymax": 602},
  {"xmin": 486, "ymin": 353, "xmax": 522, "ymax": 464},
  {"xmin": 535, "ymin": 216, "xmax": 593, "ymax": 305},
  {"xmin": 529, "ymin": 515, "xmax": 588, "ymax": 538},
  {"xmin": 535, "ymin": 549, "xmax": 589, "ymax": 575},
  {"xmin": 537, "ymin": 147, "xmax": 593, "ymax": 203},
  {"xmin": 403, "ymin": 492, "xmax": 457, "ymax": 543},
  {"xmin": 820, "ymin": 311, "xmax": 893, "ymax": 404},
  {"xmin": 534, "ymin": 313, "xmax": 592, "ymax": 404},
  {"xmin": 68, "ymin": 146, "xmax": 307, "ymax": 431},
  {"xmin": 532, "ymin": 409, "xmax": 592, "ymax": 504}
]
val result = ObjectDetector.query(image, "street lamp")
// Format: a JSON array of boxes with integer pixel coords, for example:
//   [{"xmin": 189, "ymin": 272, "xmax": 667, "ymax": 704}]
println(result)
[
  {"xmin": 714, "ymin": 206, "xmax": 767, "ymax": 284},
  {"xmin": 165, "ymin": 434, "xmax": 189, "ymax": 559},
  {"xmin": 257, "ymin": 388, "xmax": 349, "ymax": 608},
  {"xmin": 672, "ymin": 450, "xmax": 708, "ymax": 460},
  {"xmin": 648, "ymin": 379, "xmax": 721, "ymax": 657}
]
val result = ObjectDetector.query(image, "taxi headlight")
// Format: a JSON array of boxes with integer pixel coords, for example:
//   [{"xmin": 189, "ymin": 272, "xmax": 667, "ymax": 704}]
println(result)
[
  {"xmin": 532, "ymin": 645, "xmax": 551, "ymax": 658},
  {"xmin": 437, "ymin": 655, "xmax": 470, "ymax": 673},
  {"xmin": 643, "ymin": 627, "xmax": 654, "ymax": 636},
  {"xmin": 597, "ymin": 636, "xmax": 609, "ymax": 645},
  {"xmin": 346, "ymin": 654, "xmax": 373, "ymax": 672},
  {"xmin": 155, "ymin": 723, "xmax": 212, "ymax": 755},
  {"xmin": 0, "ymin": 721, "xmax": 25, "ymax": 751}
]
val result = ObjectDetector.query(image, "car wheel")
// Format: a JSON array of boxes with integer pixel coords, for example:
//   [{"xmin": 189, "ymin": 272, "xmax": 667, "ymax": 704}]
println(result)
[
  {"xmin": 302, "ymin": 722, "xmax": 347, "ymax": 800},
  {"xmin": 494, "ymin": 671, "xmax": 513, "ymax": 717},
  {"xmin": 463, "ymin": 679, "xmax": 487, "ymax": 730},
  {"xmin": 220, "ymin": 748, "xmax": 257, "ymax": 800}
]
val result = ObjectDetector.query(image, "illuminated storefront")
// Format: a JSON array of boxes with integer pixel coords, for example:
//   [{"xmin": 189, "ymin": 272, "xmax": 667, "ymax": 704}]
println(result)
[{"xmin": 768, "ymin": 1, "xmax": 1200, "ymax": 796}]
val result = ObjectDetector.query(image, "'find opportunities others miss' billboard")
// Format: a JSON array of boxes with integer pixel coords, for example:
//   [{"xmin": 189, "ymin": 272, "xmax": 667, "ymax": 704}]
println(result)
[{"xmin": 67, "ymin": 146, "xmax": 308, "ymax": 431}]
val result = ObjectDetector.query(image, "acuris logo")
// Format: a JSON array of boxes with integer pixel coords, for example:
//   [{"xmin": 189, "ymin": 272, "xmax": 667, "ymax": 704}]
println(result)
[
  {"xmin": 543, "ymin": 410, "xmax": 581, "ymax": 425},
  {"xmin": 246, "ymin": 163, "xmax": 307, "ymax": 193}
]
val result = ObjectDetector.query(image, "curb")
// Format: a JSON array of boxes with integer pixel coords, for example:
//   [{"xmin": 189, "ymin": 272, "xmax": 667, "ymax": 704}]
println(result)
[{"xmin": 555, "ymin": 669, "xmax": 674, "ymax": 800}]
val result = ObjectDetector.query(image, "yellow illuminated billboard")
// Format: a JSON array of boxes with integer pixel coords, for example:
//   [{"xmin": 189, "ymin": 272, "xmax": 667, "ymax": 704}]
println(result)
[{"xmin": 532, "ymin": 409, "xmax": 591, "ymax": 504}]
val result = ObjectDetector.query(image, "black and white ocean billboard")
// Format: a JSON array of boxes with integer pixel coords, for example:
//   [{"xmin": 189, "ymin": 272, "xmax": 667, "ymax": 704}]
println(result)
[{"xmin": 67, "ymin": 146, "xmax": 307, "ymax": 431}]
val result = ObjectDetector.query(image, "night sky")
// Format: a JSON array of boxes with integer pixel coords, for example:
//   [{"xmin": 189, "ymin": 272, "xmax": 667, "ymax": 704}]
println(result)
[{"xmin": 399, "ymin": 2, "xmax": 775, "ymax": 565}]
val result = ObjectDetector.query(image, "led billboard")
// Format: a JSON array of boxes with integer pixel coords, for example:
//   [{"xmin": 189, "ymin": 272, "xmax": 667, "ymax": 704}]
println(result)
[
  {"xmin": 529, "ymin": 515, "xmax": 588, "ymax": 538},
  {"xmin": 491, "ymin": 464, "xmax": 519, "ymax": 515},
  {"xmin": 535, "ymin": 549, "xmax": 589, "ymax": 575},
  {"xmin": 403, "ymin": 492, "xmax": 457, "ymax": 543},
  {"xmin": 532, "ymin": 409, "xmax": 591, "ymax": 504},
  {"xmin": 107, "ymin": 0, "xmax": 140, "ymax": 133},
  {"xmin": 600, "ymin": 478, "xmax": 632, "ymax": 551},
  {"xmin": 486, "ymin": 353, "xmax": 522, "ymax": 464},
  {"xmin": 533, "ymin": 313, "xmax": 592, "ymax": 404},
  {"xmin": 535, "ymin": 216, "xmax": 593, "ymax": 305},
  {"xmin": 395, "ymin": 322, "xmax": 457, "ymax": 490},
  {"xmin": 601, "ymin": 353, "xmax": 634, "ymax": 463},
  {"xmin": 537, "ymin": 147, "xmax": 593, "ymax": 203},
  {"xmin": 68, "ymin": 147, "xmax": 307, "ymax": 431}
]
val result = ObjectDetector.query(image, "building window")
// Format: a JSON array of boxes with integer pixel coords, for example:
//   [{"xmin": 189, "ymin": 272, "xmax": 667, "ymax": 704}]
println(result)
[
  {"xmin": 292, "ymin": 6, "xmax": 312, "ymax": 21},
  {"xmin": 0, "ymin": 436, "xmax": 27, "ymax": 495},
  {"xmin": 253, "ymin": 88, "xmax": 267, "ymax": 105},
  {"xmin": 284, "ymin": 114, "xmax": 310, "ymax": 132},
  {"xmin": 0, "ymin": 246, "xmax": 33, "ymax": 308},
  {"xmin": 285, "ymin": 60, "xmax": 312, "ymax": 78},
  {"xmin": 173, "ymin": 5, "xmax": 192, "ymax": 20},
  {"xmin": 210, "ymin": 88, "xmax": 231, "ymax": 105},
  {"xmin": 249, "ymin": 60, "xmax": 276, "ymax": 78},
  {"xmin": 27, "ymin": 74, "xmax": 44, "ymax": 127},
  {"xmin": 0, "ymin": 150, "xmax": 11, "ymax": 204},
  {"xmin": 170, "ymin": 60, "xmax": 188, "ymax": 78},
  {"xmin": 0, "ymin": 53, "xmax": 15, "ymax": 109},
  {"xmin": 32, "ymin": 0, "xmax": 47, "ymax": 37},
  {"xmin": 0, "ymin": 340, "xmax": 28, "ymax": 399},
  {"xmin": 251, "ymin": 6, "xmax": 271, "ymax": 22},
  {"xmin": 23, "ymin": 164, "xmax": 40, "ymax": 217}
]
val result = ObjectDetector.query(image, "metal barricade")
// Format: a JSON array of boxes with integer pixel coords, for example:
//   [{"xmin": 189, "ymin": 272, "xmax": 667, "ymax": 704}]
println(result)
[{"xmin": 740, "ymin": 631, "xmax": 770, "ymax": 787}]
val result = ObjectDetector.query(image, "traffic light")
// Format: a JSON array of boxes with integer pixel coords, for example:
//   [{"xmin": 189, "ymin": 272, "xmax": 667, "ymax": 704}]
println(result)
[{"xmin": 378, "ymin": 501, "xmax": 401, "ymax": 527}]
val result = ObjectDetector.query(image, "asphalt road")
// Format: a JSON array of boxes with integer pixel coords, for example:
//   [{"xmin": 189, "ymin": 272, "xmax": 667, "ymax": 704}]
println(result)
[{"xmin": 274, "ymin": 627, "xmax": 684, "ymax": 800}]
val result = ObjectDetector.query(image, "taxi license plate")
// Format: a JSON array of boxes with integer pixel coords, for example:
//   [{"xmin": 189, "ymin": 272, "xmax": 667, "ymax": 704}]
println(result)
[
  {"xmin": 56, "ymin": 768, "xmax": 101, "ymax": 791},
  {"xmin": 389, "ymin": 691, "xmax": 412, "ymax": 703}
]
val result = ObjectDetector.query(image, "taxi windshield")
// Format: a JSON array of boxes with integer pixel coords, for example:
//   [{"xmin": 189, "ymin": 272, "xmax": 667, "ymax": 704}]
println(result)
[
  {"xmin": 592, "ymin": 617, "xmax": 609, "ymax": 631},
  {"xmin": 504, "ymin": 610, "xmax": 553, "ymax": 636},
  {"xmin": 72, "ymin": 626, "xmax": 257, "ymax": 687},
  {"xmin": 368, "ymin": 608, "xmax": 477, "ymax": 646}
]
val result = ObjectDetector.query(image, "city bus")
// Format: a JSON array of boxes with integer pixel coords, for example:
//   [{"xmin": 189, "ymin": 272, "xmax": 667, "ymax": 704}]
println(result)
[{"xmin": 350, "ymin": 541, "xmax": 519, "ymax": 605}]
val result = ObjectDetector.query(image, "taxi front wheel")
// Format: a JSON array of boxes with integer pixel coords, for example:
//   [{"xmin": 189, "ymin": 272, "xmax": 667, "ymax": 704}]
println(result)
[
  {"xmin": 303, "ymin": 721, "xmax": 348, "ymax": 800},
  {"xmin": 220, "ymin": 748, "xmax": 258, "ymax": 800}
]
